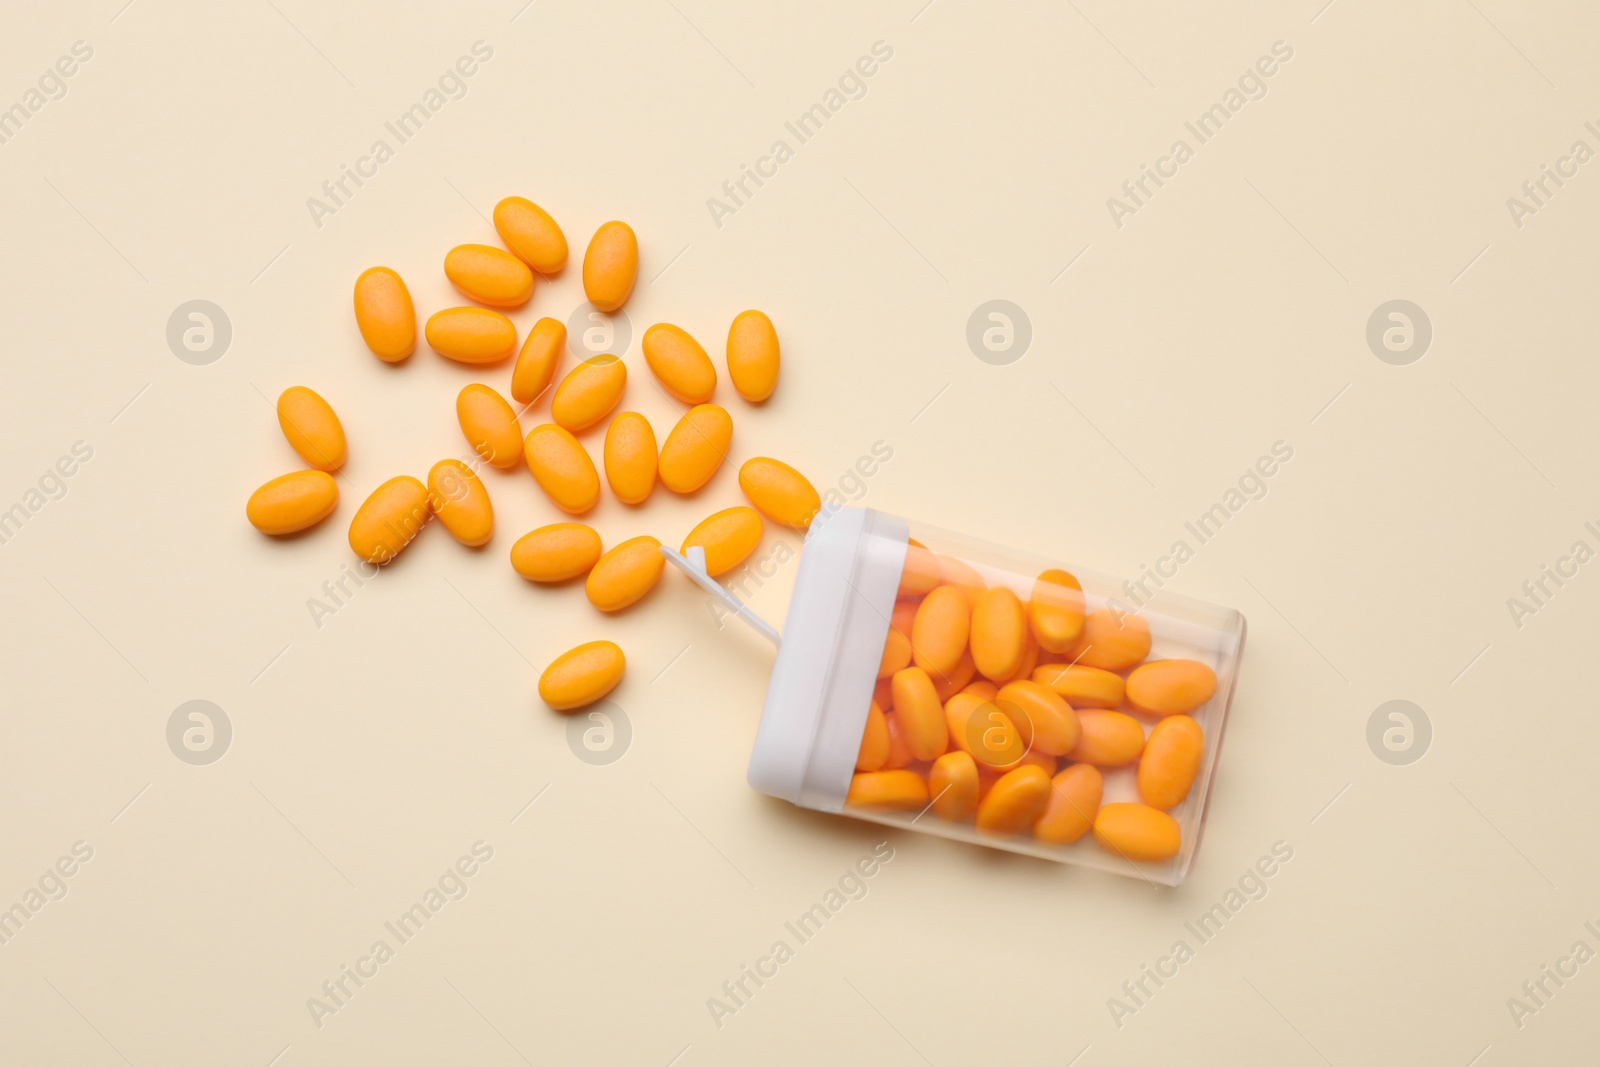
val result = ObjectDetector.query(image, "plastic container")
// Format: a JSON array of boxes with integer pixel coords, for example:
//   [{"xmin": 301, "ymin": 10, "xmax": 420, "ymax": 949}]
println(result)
[{"xmin": 666, "ymin": 506, "xmax": 1246, "ymax": 885}]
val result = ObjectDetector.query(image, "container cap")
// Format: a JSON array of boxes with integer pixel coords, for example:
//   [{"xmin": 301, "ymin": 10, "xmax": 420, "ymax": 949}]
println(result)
[{"xmin": 746, "ymin": 507, "xmax": 907, "ymax": 812}]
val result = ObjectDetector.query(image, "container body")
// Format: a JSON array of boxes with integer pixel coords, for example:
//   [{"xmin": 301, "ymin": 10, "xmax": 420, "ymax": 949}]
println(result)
[{"xmin": 748, "ymin": 507, "xmax": 1245, "ymax": 885}]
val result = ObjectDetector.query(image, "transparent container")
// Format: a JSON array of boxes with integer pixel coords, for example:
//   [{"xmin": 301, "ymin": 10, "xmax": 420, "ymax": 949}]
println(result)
[{"xmin": 739, "ymin": 507, "xmax": 1246, "ymax": 886}]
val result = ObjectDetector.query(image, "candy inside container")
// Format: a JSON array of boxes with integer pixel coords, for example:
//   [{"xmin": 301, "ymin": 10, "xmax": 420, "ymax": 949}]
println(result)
[{"xmin": 662, "ymin": 506, "xmax": 1246, "ymax": 886}]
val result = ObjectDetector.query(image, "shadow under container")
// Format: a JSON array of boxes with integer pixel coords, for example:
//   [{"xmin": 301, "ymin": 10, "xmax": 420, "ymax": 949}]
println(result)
[{"xmin": 747, "ymin": 507, "xmax": 1246, "ymax": 885}]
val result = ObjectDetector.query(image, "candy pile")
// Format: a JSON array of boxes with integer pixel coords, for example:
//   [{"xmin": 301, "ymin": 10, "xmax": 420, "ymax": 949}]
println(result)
[
  {"xmin": 849, "ymin": 551, "xmax": 1219, "ymax": 863},
  {"xmin": 244, "ymin": 200, "xmax": 821, "ymax": 712}
]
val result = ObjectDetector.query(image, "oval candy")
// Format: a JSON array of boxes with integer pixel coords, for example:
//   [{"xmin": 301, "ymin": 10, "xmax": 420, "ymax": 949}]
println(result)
[
  {"xmin": 353, "ymin": 266, "xmax": 416, "ymax": 362},
  {"xmin": 247, "ymin": 470, "xmax": 338, "ymax": 535},
  {"xmin": 930, "ymin": 647, "xmax": 978, "ymax": 704},
  {"xmin": 1032, "ymin": 663, "xmax": 1126, "ymax": 709},
  {"xmin": 1064, "ymin": 609, "xmax": 1152, "ymax": 671},
  {"xmin": 878, "ymin": 628, "xmax": 912, "ymax": 679},
  {"xmin": 511, "ymin": 318, "xmax": 566, "ymax": 405},
  {"xmin": 934, "ymin": 755, "xmax": 979, "ymax": 825},
  {"xmin": 1138, "ymin": 715, "xmax": 1204, "ymax": 810},
  {"xmin": 962, "ymin": 679, "xmax": 998, "ymax": 701},
  {"xmin": 726, "ymin": 309, "xmax": 779, "ymax": 403},
  {"xmin": 970, "ymin": 586, "xmax": 1026, "ymax": 682},
  {"xmin": 511, "ymin": 523, "xmax": 603, "ymax": 583},
  {"xmin": 846, "ymin": 769, "xmax": 928, "ymax": 811},
  {"xmin": 1001, "ymin": 628, "xmax": 1040, "ymax": 685},
  {"xmin": 994, "ymin": 679, "xmax": 1080, "ymax": 757},
  {"xmin": 494, "ymin": 196, "xmax": 568, "ymax": 275},
  {"xmin": 944, "ymin": 692, "xmax": 1025, "ymax": 770},
  {"xmin": 642, "ymin": 323, "xmax": 716, "ymax": 405},
  {"xmin": 603, "ymin": 412, "xmax": 658, "ymax": 505},
  {"xmin": 586, "ymin": 535, "xmax": 664, "ymax": 612},
  {"xmin": 658, "ymin": 404, "xmax": 732, "ymax": 494},
  {"xmin": 523, "ymin": 425, "xmax": 600, "ymax": 514},
  {"xmin": 456, "ymin": 384, "xmax": 523, "ymax": 469},
  {"xmin": 582, "ymin": 220, "xmax": 637, "ymax": 312},
  {"xmin": 929, "ymin": 751, "xmax": 980, "ymax": 821},
  {"xmin": 911, "ymin": 586, "xmax": 969, "ymax": 677},
  {"xmin": 891, "ymin": 598, "xmax": 919, "ymax": 639},
  {"xmin": 1093, "ymin": 803, "xmax": 1181, "ymax": 863},
  {"xmin": 444, "ymin": 243, "xmax": 534, "ymax": 308},
  {"xmin": 975, "ymin": 764, "xmax": 1051, "ymax": 837},
  {"xmin": 427, "ymin": 459, "xmax": 493, "ymax": 547},
  {"xmin": 426, "ymin": 307, "xmax": 518, "ymax": 364},
  {"xmin": 1034, "ymin": 764, "xmax": 1103, "ymax": 845},
  {"xmin": 681, "ymin": 506, "xmax": 763, "ymax": 578},
  {"xmin": 1126, "ymin": 659, "xmax": 1218, "ymax": 717},
  {"xmin": 276, "ymin": 386, "xmax": 346, "ymax": 472},
  {"xmin": 539, "ymin": 640, "xmax": 624, "ymax": 711},
  {"xmin": 856, "ymin": 700, "xmax": 890, "ymax": 773},
  {"xmin": 551, "ymin": 354, "xmax": 626, "ymax": 433},
  {"xmin": 891, "ymin": 667, "xmax": 947, "ymax": 762},
  {"xmin": 1067, "ymin": 710, "xmax": 1146, "ymax": 767},
  {"xmin": 1029, "ymin": 568, "xmax": 1086, "ymax": 653},
  {"xmin": 897, "ymin": 544, "xmax": 942, "ymax": 597},
  {"xmin": 348, "ymin": 475, "xmax": 431, "ymax": 564},
  {"xmin": 738, "ymin": 457, "xmax": 820, "ymax": 530},
  {"xmin": 881, "ymin": 711, "xmax": 914, "ymax": 770}
]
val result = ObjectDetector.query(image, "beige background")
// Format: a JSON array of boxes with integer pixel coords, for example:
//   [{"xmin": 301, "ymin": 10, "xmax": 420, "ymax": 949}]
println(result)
[{"xmin": 1, "ymin": 0, "xmax": 1596, "ymax": 1063}]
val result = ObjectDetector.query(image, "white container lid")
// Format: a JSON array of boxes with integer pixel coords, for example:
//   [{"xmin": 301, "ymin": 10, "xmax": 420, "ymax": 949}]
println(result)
[{"xmin": 746, "ymin": 507, "xmax": 908, "ymax": 812}]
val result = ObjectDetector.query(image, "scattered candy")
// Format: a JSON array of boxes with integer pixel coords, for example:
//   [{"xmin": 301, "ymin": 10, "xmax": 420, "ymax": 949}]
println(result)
[
  {"xmin": 658, "ymin": 404, "xmax": 732, "ymax": 494},
  {"xmin": 348, "ymin": 476, "xmax": 430, "ymax": 565},
  {"xmin": 524, "ymin": 424, "xmax": 600, "ymax": 515},
  {"xmin": 540, "ymin": 640, "xmax": 625, "ymax": 711},
  {"xmin": 353, "ymin": 267, "xmax": 416, "ymax": 362},
  {"xmin": 586, "ymin": 535, "xmax": 664, "ymax": 612},
  {"xmin": 247, "ymin": 470, "xmax": 338, "ymax": 535},
  {"xmin": 511, "ymin": 318, "xmax": 566, "ymax": 404},
  {"xmin": 426, "ymin": 306, "xmax": 518, "ymax": 364},
  {"xmin": 602, "ymin": 412, "xmax": 657, "ymax": 505},
  {"xmin": 428, "ymin": 459, "xmax": 493, "ymax": 547},
  {"xmin": 444, "ymin": 243, "xmax": 534, "ymax": 308},
  {"xmin": 511, "ymin": 523, "xmax": 603, "ymax": 583},
  {"xmin": 642, "ymin": 323, "xmax": 716, "ymax": 405},
  {"xmin": 276, "ymin": 386, "xmax": 346, "ymax": 472},
  {"xmin": 456, "ymin": 384, "xmax": 523, "ymax": 470},
  {"xmin": 551, "ymin": 354, "xmax": 626, "ymax": 433},
  {"xmin": 494, "ymin": 196, "xmax": 568, "ymax": 275},
  {"xmin": 681, "ymin": 507, "xmax": 763, "ymax": 578},
  {"xmin": 582, "ymin": 220, "xmax": 637, "ymax": 312},
  {"xmin": 726, "ymin": 310, "xmax": 779, "ymax": 403}
]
